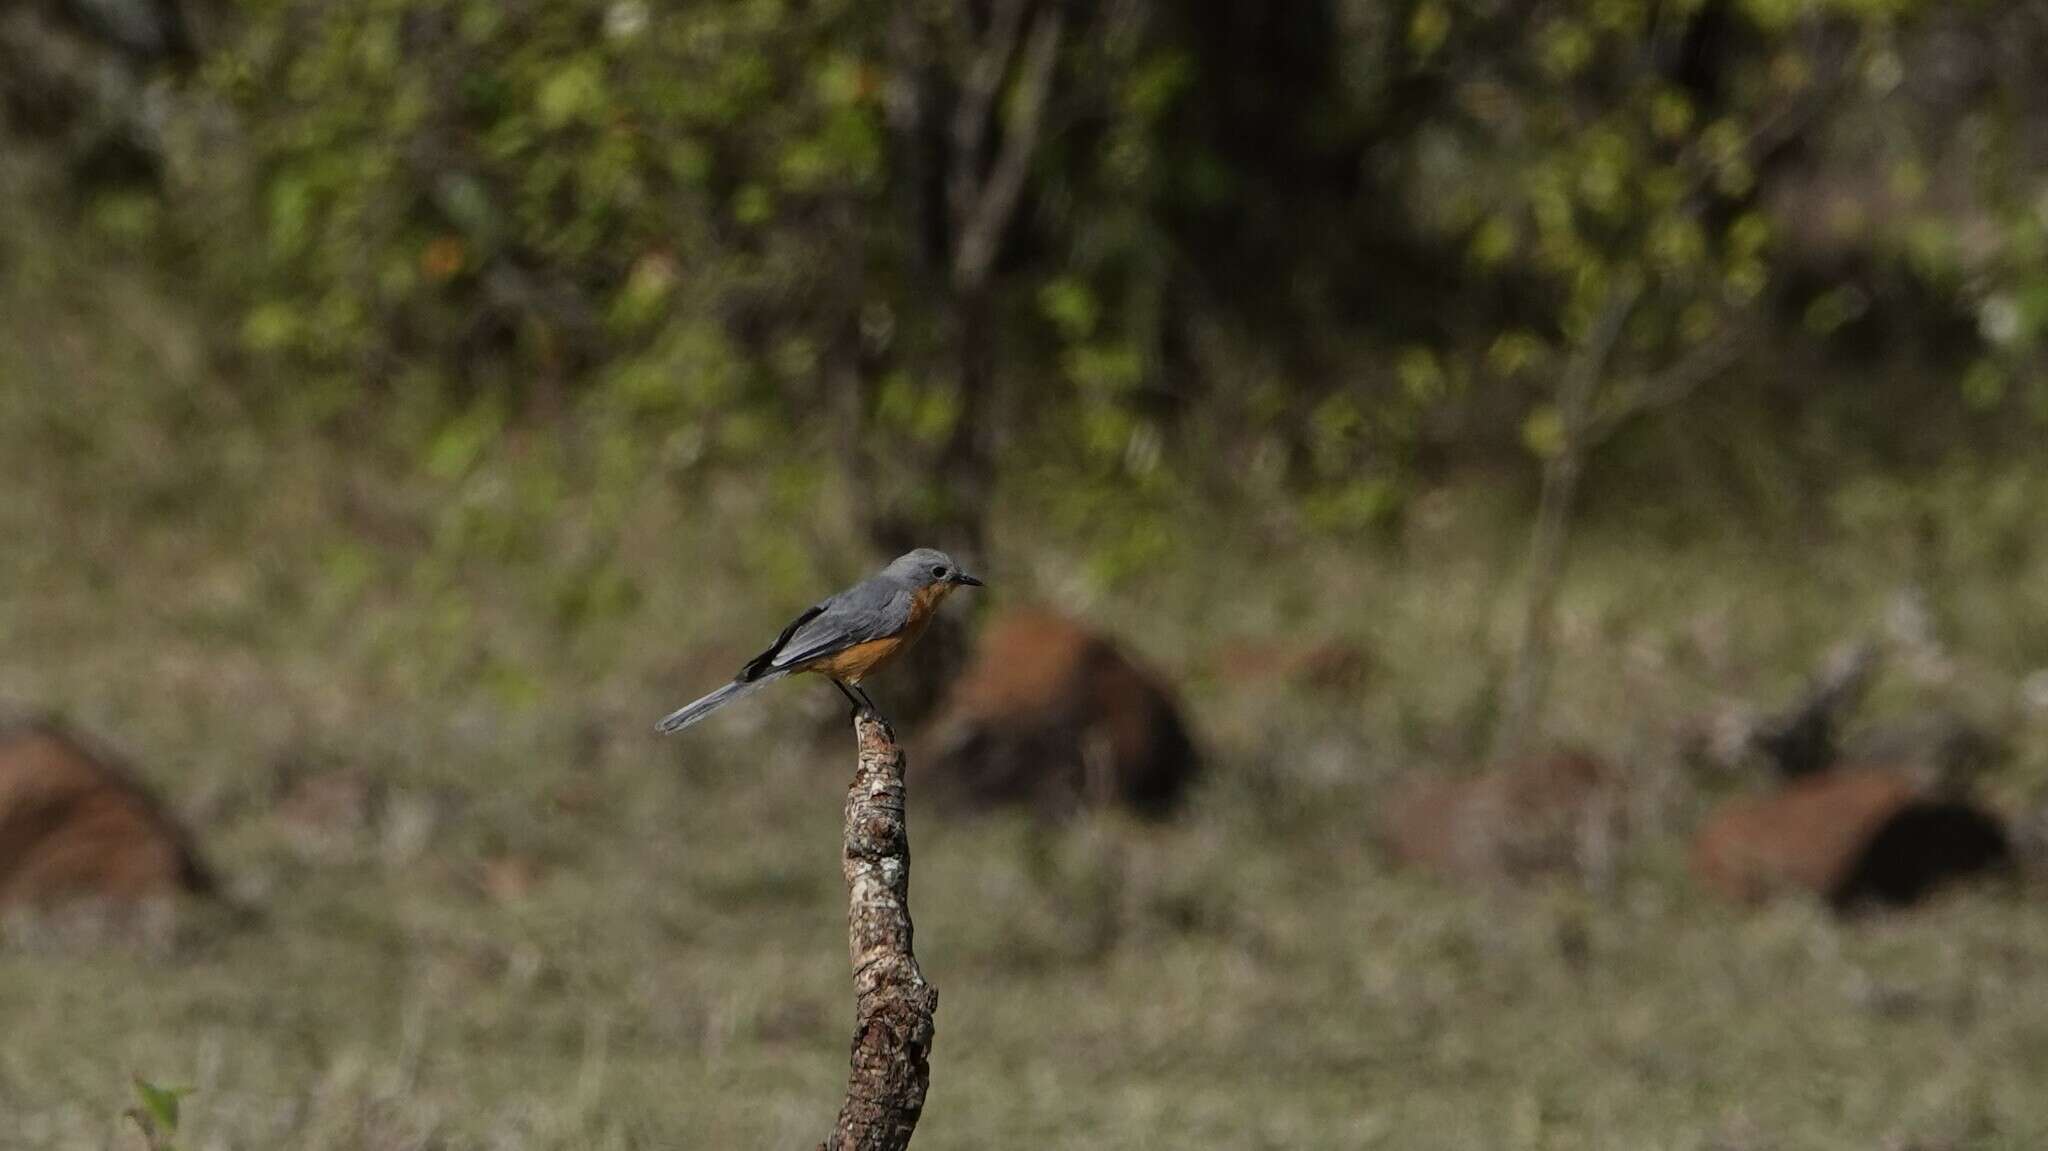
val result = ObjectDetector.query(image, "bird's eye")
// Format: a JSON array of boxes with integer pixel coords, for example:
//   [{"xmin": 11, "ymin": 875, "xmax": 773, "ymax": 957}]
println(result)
[{"xmin": 931, "ymin": 565, "xmax": 948, "ymax": 579}]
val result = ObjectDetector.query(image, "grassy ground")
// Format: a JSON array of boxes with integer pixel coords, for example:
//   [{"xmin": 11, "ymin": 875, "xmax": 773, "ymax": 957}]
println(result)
[{"xmin": 8, "ymin": 208, "xmax": 2048, "ymax": 1151}]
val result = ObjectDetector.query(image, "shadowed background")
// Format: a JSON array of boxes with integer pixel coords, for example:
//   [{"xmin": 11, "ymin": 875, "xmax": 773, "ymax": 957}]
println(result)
[{"xmin": 4, "ymin": 0, "xmax": 2048, "ymax": 1146}]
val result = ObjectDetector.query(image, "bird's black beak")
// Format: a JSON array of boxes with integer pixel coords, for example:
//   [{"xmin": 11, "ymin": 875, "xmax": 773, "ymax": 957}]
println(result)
[{"xmin": 954, "ymin": 572, "xmax": 984, "ymax": 587}]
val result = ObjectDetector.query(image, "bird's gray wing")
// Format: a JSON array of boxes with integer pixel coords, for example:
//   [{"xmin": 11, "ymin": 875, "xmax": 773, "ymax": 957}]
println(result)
[
  {"xmin": 760, "ymin": 580, "xmax": 914, "ymax": 674},
  {"xmin": 738, "ymin": 603, "xmax": 828, "ymax": 682}
]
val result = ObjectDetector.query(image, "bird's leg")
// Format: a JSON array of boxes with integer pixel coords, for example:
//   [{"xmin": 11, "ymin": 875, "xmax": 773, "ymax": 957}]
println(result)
[
  {"xmin": 828, "ymin": 677, "xmax": 862, "ymax": 718},
  {"xmin": 851, "ymin": 683, "xmax": 879, "ymax": 716}
]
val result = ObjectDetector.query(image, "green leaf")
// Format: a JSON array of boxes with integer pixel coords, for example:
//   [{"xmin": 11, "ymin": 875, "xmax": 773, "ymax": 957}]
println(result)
[
  {"xmin": 1537, "ymin": 20, "xmax": 1594, "ymax": 78},
  {"xmin": 1397, "ymin": 347, "xmax": 1446, "ymax": 402},
  {"xmin": 1487, "ymin": 331, "xmax": 1547, "ymax": 378},
  {"xmin": 1470, "ymin": 215, "xmax": 1518, "ymax": 266},
  {"xmin": 1039, "ymin": 278, "xmax": 1100, "ymax": 341},
  {"xmin": 1961, "ymin": 359, "xmax": 2007, "ymax": 410},
  {"xmin": 731, "ymin": 184, "xmax": 774, "ymax": 226},
  {"xmin": 130, "ymin": 1077, "xmax": 192, "ymax": 1149},
  {"xmin": 135, "ymin": 1079, "xmax": 185, "ymax": 1129},
  {"xmin": 1803, "ymin": 286, "xmax": 1868, "ymax": 336},
  {"xmin": 1409, "ymin": 2, "xmax": 1451, "ymax": 57},
  {"xmin": 1522, "ymin": 405, "xmax": 1567, "ymax": 459},
  {"xmin": 1650, "ymin": 89, "xmax": 1694, "ymax": 139},
  {"xmin": 426, "ymin": 402, "xmax": 507, "ymax": 480},
  {"xmin": 537, "ymin": 59, "xmax": 607, "ymax": 129},
  {"xmin": 241, "ymin": 301, "xmax": 302, "ymax": 353},
  {"xmin": 1124, "ymin": 52, "xmax": 1194, "ymax": 121}
]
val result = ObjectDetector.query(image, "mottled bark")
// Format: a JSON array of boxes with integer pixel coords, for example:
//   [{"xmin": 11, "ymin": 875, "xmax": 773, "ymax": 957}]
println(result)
[{"xmin": 822, "ymin": 710, "xmax": 937, "ymax": 1151}]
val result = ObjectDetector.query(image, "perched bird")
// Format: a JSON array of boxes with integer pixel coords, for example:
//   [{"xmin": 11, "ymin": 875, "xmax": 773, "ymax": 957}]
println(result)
[{"xmin": 656, "ymin": 548, "xmax": 984, "ymax": 733}]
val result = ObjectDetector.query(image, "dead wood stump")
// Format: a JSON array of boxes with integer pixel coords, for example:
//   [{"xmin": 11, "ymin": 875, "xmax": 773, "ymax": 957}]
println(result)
[{"xmin": 822, "ymin": 710, "xmax": 937, "ymax": 1151}]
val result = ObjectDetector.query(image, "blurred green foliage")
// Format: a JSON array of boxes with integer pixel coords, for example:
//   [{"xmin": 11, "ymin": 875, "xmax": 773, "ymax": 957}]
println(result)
[{"xmin": 10, "ymin": 0, "xmax": 2044, "ymax": 557}]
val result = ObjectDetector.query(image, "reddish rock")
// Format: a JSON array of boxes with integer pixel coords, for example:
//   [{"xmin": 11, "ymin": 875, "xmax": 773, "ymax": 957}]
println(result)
[
  {"xmin": 1692, "ymin": 768, "xmax": 2009, "ymax": 909},
  {"xmin": 1379, "ymin": 751, "xmax": 1619, "ymax": 881},
  {"xmin": 915, "ymin": 610, "xmax": 1199, "ymax": 816},
  {"xmin": 0, "ymin": 718, "xmax": 212, "ymax": 908}
]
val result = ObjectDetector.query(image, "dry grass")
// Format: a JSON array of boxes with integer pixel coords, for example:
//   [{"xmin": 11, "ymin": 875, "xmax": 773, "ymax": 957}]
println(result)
[{"xmin": 8, "ymin": 203, "xmax": 2048, "ymax": 1151}]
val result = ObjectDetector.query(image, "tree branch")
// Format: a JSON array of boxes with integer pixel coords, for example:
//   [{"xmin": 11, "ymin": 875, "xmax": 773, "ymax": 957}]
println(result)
[
  {"xmin": 951, "ymin": 3, "xmax": 1064, "ymax": 291},
  {"xmin": 1559, "ymin": 280, "xmax": 1642, "ymax": 438},
  {"xmin": 948, "ymin": 0, "xmax": 1030, "ymax": 234},
  {"xmin": 1577, "ymin": 319, "xmax": 1748, "ymax": 450},
  {"xmin": 822, "ymin": 711, "xmax": 938, "ymax": 1151},
  {"xmin": 1668, "ymin": 37, "xmax": 1854, "ymax": 207}
]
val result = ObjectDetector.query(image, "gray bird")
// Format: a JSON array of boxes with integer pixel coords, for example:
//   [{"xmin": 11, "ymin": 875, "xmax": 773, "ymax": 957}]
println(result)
[{"xmin": 656, "ymin": 548, "xmax": 984, "ymax": 733}]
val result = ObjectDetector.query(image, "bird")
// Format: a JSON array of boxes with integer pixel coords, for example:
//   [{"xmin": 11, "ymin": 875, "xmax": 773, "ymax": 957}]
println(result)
[{"xmin": 655, "ymin": 548, "xmax": 985, "ymax": 733}]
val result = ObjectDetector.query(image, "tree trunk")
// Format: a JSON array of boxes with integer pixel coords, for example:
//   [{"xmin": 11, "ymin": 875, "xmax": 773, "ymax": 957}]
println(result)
[
  {"xmin": 937, "ymin": 283, "xmax": 996, "ymax": 563},
  {"xmin": 868, "ymin": 257, "xmax": 996, "ymax": 725},
  {"xmin": 1492, "ymin": 282, "xmax": 1638, "ymax": 757},
  {"xmin": 1493, "ymin": 448, "xmax": 1585, "ymax": 756},
  {"xmin": 822, "ymin": 710, "xmax": 938, "ymax": 1151}
]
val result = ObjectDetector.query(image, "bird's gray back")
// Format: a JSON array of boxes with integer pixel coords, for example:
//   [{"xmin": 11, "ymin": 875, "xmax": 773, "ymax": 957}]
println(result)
[{"xmin": 766, "ymin": 573, "xmax": 914, "ymax": 672}]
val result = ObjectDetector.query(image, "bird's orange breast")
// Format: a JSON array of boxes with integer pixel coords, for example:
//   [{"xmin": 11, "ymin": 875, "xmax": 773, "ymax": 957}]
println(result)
[
  {"xmin": 798, "ymin": 583, "xmax": 955, "ymax": 683},
  {"xmin": 805, "ymin": 634, "xmax": 913, "ymax": 682}
]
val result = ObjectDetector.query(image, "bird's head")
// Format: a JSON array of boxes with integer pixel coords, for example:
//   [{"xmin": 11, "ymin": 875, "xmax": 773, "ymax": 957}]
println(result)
[{"xmin": 885, "ymin": 548, "xmax": 985, "ymax": 592}]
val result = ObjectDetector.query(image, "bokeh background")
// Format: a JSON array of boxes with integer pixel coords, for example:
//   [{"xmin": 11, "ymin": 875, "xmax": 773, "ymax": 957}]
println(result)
[{"xmin": 5, "ymin": 0, "xmax": 2048, "ymax": 1146}]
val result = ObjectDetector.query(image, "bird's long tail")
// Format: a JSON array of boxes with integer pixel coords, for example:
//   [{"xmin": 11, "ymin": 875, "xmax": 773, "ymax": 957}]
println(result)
[{"xmin": 655, "ymin": 673, "xmax": 782, "ymax": 734}]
